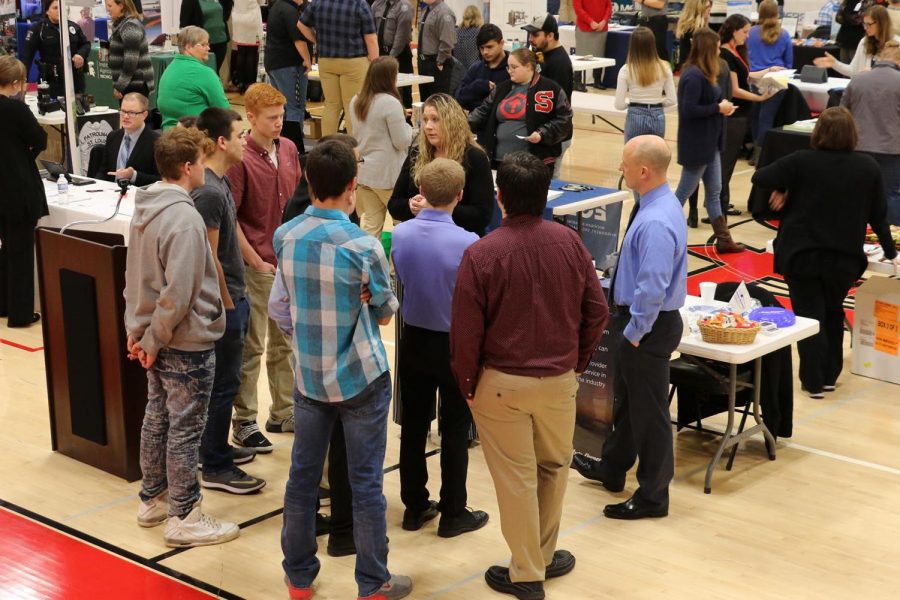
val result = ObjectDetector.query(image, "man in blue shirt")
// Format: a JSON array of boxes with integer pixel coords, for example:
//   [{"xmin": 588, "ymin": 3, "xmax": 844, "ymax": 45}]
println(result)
[
  {"xmin": 571, "ymin": 135, "xmax": 687, "ymax": 520},
  {"xmin": 268, "ymin": 140, "xmax": 411, "ymax": 599},
  {"xmin": 391, "ymin": 158, "xmax": 489, "ymax": 538}
]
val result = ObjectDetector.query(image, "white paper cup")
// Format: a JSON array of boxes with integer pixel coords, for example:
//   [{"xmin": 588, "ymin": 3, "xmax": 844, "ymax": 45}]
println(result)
[{"xmin": 699, "ymin": 282, "xmax": 717, "ymax": 305}]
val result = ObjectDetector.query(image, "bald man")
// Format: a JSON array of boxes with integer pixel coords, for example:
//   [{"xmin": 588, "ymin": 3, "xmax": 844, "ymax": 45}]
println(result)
[{"xmin": 571, "ymin": 135, "xmax": 687, "ymax": 520}]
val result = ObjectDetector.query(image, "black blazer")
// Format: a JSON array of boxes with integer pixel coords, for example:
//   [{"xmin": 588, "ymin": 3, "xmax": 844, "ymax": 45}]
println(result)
[
  {"xmin": 94, "ymin": 126, "xmax": 161, "ymax": 187},
  {"xmin": 0, "ymin": 96, "xmax": 48, "ymax": 223}
]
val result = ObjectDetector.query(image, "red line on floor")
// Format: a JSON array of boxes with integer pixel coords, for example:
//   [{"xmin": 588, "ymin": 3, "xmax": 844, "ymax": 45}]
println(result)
[
  {"xmin": 0, "ymin": 508, "xmax": 215, "ymax": 599},
  {"xmin": 0, "ymin": 339, "xmax": 44, "ymax": 352}
]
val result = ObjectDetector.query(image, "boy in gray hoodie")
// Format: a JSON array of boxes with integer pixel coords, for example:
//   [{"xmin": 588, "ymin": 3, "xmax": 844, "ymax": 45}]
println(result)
[{"xmin": 124, "ymin": 126, "xmax": 237, "ymax": 548}]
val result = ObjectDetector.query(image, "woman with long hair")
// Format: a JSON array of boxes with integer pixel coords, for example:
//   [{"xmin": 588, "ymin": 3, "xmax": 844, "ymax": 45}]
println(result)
[
  {"xmin": 454, "ymin": 5, "xmax": 484, "ymax": 69},
  {"xmin": 713, "ymin": 14, "xmax": 774, "ymax": 223},
  {"xmin": 675, "ymin": 0, "xmax": 712, "ymax": 70},
  {"xmin": 0, "ymin": 57, "xmax": 48, "ymax": 327},
  {"xmin": 467, "ymin": 48, "xmax": 573, "ymax": 175},
  {"xmin": 752, "ymin": 107, "xmax": 898, "ymax": 397},
  {"xmin": 349, "ymin": 56, "xmax": 413, "ymax": 238},
  {"xmin": 746, "ymin": 0, "xmax": 792, "ymax": 152},
  {"xmin": 674, "ymin": 28, "xmax": 745, "ymax": 253},
  {"xmin": 614, "ymin": 26, "xmax": 676, "ymax": 141},
  {"xmin": 816, "ymin": 5, "xmax": 900, "ymax": 76},
  {"xmin": 388, "ymin": 93, "xmax": 494, "ymax": 236},
  {"xmin": 106, "ymin": 0, "xmax": 153, "ymax": 99}
]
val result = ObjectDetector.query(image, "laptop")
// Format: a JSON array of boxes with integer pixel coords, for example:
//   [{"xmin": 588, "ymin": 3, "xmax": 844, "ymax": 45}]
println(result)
[{"xmin": 40, "ymin": 160, "xmax": 94, "ymax": 186}]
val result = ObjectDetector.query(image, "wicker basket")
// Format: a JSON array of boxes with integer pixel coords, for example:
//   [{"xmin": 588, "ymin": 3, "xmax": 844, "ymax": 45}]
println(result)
[{"xmin": 698, "ymin": 321, "xmax": 760, "ymax": 345}]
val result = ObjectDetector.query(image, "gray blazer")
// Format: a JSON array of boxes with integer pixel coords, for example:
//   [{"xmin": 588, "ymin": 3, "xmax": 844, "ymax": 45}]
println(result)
[{"xmin": 349, "ymin": 93, "xmax": 413, "ymax": 190}]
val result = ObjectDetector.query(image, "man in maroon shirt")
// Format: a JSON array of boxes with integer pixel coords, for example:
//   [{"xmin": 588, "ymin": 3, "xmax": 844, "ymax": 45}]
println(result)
[
  {"xmin": 226, "ymin": 83, "xmax": 302, "ymax": 451},
  {"xmin": 450, "ymin": 151, "xmax": 608, "ymax": 599}
]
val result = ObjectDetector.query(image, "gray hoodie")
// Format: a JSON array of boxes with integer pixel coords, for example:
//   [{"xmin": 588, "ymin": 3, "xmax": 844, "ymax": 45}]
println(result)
[{"xmin": 124, "ymin": 182, "xmax": 224, "ymax": 357}]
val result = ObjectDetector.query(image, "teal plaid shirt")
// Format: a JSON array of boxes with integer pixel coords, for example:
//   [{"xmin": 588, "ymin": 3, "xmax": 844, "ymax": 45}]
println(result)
[{"xmin": 270, "ymin": 206, "xmax": 398, "ymax": 402}]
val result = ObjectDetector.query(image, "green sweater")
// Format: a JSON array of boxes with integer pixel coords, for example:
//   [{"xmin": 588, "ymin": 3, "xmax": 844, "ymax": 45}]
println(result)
[{"xmin": 157, "ymin": 54, "xmax": 230, "ymax": 129}]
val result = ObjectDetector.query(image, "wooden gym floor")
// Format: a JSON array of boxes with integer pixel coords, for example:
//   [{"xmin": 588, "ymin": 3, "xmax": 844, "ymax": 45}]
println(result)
[{"xmin": 1, "ymin": 89, "xmax": 899, "ymax": 599}]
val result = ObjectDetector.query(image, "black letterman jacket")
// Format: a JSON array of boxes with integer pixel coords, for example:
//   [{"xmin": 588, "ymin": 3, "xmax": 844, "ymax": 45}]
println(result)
[{"xmin": 467, "ymin": 73, "xmax": 573, "ymax": 167}]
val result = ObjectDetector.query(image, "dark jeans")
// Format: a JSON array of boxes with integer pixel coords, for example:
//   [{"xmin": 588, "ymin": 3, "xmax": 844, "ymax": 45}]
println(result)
[
  {"xmin": 639, "ymin": 15, "xmax": 669, "ymax": 61},
  {"xmin": 232, "ymin": 46, "xmax": 260, "ymax": 88},
  {"xmin": 600, "ymin": 310, "xmax": 683, "ymax": 509},
  {"xmin": 721, "ymin": 115, "xmax": 749, "ymax": 210},
  {"xmin": 398, "ymin": 324, "xmax": 471, "ymax": 516},
  {"xmin": 0, "ymin": 216, "xmax": 37, "ymax": 324},
  {"xmin": 327, "ymin": 418, "xmax": 354, "ymax": 540},
  {"xmin": 282, "ymin": 372, "xmax": 392, "ymax": 597},
  {"xmin": 139, "ymin": 348, "xmax": 216, "ymax": 518},
  {"xmin": 201, "ymin": 296, "xmax": 250, "ymax": 475},
  {"xmin": 752, "ymin": 88, "xmax": 786, "ymax": 145},
  {"xmin": 417, "ymin": 56, "xmax": 452, "ymax": 101},
  {"xmin": 785, "ymin": 255, "xmax": 857, "ymax": 392}
]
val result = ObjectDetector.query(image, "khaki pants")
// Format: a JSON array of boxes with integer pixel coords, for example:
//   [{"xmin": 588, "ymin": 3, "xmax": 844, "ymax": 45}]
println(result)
[
  {"xmin": 471, "ymin": 368, "xmax": 578, "ymax": 583},
  {"xmin": 233, "ymin": 266, "xmax": 294, "ymax": 428},
  {"xmin": 356, "ymin": 185, "xmax": 394, "ymax": 239},
  {"xmin": 318, "ymin": 56, "xmax": 369, "ymax": 136}
]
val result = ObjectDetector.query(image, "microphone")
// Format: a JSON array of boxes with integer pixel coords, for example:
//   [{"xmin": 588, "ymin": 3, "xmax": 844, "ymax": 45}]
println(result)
[{"xmin": 59, "ymin": 179, "xmax": 131, "ymax": 236}]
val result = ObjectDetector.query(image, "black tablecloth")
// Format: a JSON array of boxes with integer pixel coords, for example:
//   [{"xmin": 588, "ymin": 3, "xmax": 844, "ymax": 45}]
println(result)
[
  {"xmin": 748, "ymin": 127, "xmax": 812, "ymax": 219},
  {"xmin": 792, "ymin": 43, "xmax": 841, "ymax": 78}
]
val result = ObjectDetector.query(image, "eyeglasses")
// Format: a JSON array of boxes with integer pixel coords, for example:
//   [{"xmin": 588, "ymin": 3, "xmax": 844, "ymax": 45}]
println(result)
[
  {"xmin": 863, "ymin": 21, "xmax": 876, "ymax": 28},
  {"xmin": 119, "ymin": 109, "xmax": 147, "ymax": 118}
]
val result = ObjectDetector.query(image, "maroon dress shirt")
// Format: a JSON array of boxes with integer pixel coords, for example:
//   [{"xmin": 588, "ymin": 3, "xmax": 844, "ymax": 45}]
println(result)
[
  {"xmin": 450, "ymin": 214, "xmax": 609, "ymax": 398},
  {"xmin": 227, "ymin": 135, "xmax": 301, "ymax": 266}
]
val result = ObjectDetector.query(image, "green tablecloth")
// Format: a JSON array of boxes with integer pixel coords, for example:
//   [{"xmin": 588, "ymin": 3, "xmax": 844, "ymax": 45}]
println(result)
[{"xmin": 83, "ymin": 43, "xmax": 218, "ymax": 109}]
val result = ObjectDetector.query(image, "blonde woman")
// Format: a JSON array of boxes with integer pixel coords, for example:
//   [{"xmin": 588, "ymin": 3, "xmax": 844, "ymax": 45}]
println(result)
[
  {"xmin": 675, "ymin": 0, "xmax": 712, "ymax": 69},
  {"xmin": 614, "ymin": 26, "xmax": 676, "ymax": 141},
  {"xmin": 388, "ymin": 93, "xmax": 494, "ymax": 236},
  {"xmin": 349, "ymin": 57, "xmax": 413, "ymax": 238},
  {"xmin": 454, "ymin": 5, "xmax": 484, "ymax": 69}
]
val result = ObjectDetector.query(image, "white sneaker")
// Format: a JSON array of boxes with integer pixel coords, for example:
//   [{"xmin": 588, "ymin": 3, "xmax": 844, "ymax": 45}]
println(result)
[
  {"xmin": 137, "ymin": 491, "xmax": 169, "ymax": 528},
  {"xmin": 163, "ymin": 502, "xmax": 240, "ymax": 548}
]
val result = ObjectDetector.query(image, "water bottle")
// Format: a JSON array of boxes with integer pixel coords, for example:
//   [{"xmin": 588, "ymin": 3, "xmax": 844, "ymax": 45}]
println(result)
[{"xmin": 57, "ymin": 174, "xmax": 69, "ymax": 203}]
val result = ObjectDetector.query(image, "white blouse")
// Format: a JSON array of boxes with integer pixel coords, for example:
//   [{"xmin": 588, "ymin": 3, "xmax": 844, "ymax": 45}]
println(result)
[{"xmin": 614, "ymin": 62, "xmax": 677, "ymax": 110}]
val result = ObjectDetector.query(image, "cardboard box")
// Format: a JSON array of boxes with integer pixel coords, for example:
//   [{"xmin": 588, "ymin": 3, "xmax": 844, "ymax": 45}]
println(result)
[
  {"xmin": 851, "ymin": 277, "xmax": 900, "ymax": 385},
  {"xmin": 304, "ymin": 117, "xmax": 322, "ymax": 140}
]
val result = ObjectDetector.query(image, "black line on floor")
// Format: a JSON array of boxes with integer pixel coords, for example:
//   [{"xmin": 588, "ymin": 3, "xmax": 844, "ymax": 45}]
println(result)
[
  {"xmin": 148, "ymin": 449, "xmax": 443, "ymax": 563},
  {"xmin": 0, "ymin": 498, "xmax": 244, "ymax": 600}
]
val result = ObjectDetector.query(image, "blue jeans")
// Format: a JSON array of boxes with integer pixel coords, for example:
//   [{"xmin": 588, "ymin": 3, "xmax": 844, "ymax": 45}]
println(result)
[
  {"xmin": 624, "ymin": 105, "xmax": 665, "ymax": 141},
  {"xmin": 139, "ymin": 348, "xmax": 215, "ymax": 518},
  {"xmin": 674, "ymin": 153, "xmax": 723, "ymax": 221},
  {"xmin": 201, "ymin": 296, "xmax": 250, "ymax": 475},
  {"xmin": 624, "ymin": 105, "xmax": 666, "ymax": 204},
  {"xmin": 282, "ymin": 371, "xmax": 392, "ymax": 597},
  {"xmin": 752, "ymin": 88, "xmax": 786, "ymax": 145},
  {"xmin": 268, "ymin": 65, "xmax": 308, "ymax": 123},
  {"xmin": 866, "ymin": 152, "xmax": 900, "ymax": 226}
]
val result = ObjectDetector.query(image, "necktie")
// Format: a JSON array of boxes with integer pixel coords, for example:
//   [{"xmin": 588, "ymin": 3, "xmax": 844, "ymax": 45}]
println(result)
[
  {"xmin": 117, "ymin": 134, "xmax": 132, "ymax": 171},
  {"xmin": 418, "ymin": 7, "xmax": 431, "ymax": 55}
]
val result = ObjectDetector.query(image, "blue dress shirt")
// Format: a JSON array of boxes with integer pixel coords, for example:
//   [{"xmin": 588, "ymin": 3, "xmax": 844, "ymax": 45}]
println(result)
[
  {"xmin": 392, "ymin": 208, "xmax": 479, "ymax": 332},
  {"xmin": 613, "ymin": 183, "xmax": 687, "ymax": 343}
]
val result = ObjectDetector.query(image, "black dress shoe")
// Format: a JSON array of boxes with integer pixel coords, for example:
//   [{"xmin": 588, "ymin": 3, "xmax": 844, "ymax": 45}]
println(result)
[
  {"xmin": 315, "ymin": 513, "xmax": 331, "ymax": 536},
  {"xmin": 327, "ymin": 533, "xmax": 356, "ymax": 557},
  {"xmin": 401, "ymin": 500, "xmax": 439, "ymax": 531},
  {"xmin": 544, "ymin": 549, "xmax": 576, "ymax": 579},
  {"xmin": 327, "ymin": 534, "xmax": 390, "ymax": 558},
  {"xmin": 570, "ymin": 452, "xmax": 625, "ymax": 492},
  {"xmin": 437, "ymin": 508, "xmax": 489, "ymax": 538},
  {"xmin": 484, "ymin": 566, "xmax": 545, "ymax": 600},
  {"xmin": 603, "ymin": 496, "xmax": 668, "ymax": 520},
  {"xmin": 8, "ymin": 313, "xmax": 40, "ymax": 328}
]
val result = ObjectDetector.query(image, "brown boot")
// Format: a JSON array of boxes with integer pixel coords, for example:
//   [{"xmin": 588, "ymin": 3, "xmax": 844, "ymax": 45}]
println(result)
[{"xmin": 712, "ymin": 216, "xmax": 745, "ymax": 253}]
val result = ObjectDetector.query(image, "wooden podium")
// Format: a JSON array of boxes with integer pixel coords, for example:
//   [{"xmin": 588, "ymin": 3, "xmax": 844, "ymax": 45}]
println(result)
[{"xmin": 35, "ymin": 227, "xmax": 147, "ymax": 481}]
